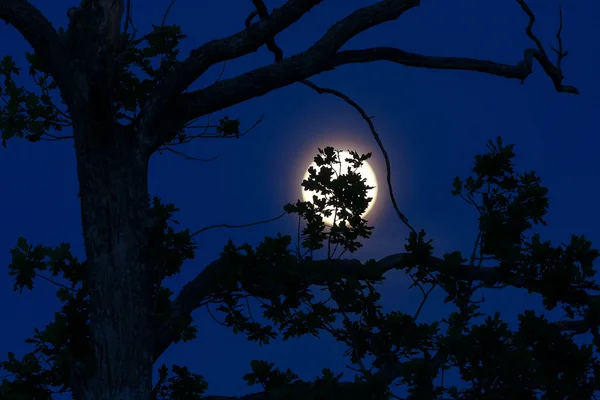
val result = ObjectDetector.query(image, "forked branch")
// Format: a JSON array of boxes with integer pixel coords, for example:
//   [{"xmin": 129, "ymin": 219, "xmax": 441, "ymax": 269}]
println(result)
[
  {"xmin": 136, "ymin": 0, "xmax": 325, "ymax": 149},
  {"xmin": 145, "ymin": 0, "xmax": 576, "ymax": 154},
  {"xmin": 159, "ymin": 251, "xmax": 599, "ymax": 399}
]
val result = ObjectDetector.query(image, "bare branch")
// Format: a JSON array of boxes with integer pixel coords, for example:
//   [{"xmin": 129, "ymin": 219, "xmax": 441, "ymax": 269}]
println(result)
[
  {"xmin": 190, "ymin": 211, "xmax": 287, "ymax": 238},
  {"xmin": 550, "ymin": 6, "xmax": 568, "ymax": 71},
  {"xmin": 180, "ymin": 41, "xmax": 573, "ymax": 126},
  {"xmin": 157, "ymin": 145, "xmax": 220, "ymax": 162},
  {"xmin": 34, "ymin": 272, "xmax": 76, "ymax": 292},
  {"xmin": 161, "ymin": 0, "xmax": 178, "ymax": 26},
  {"xmin": 300, "ymin": 80, "xmax": 416, "ymax": 233},
  {"xmin": 411, "ymin": 278, "xmax": 436, "ymax": 320},
  {"xmin": 40, "ymin": 133, "xmax": 74, "ymax": 141},
  {"xmin": 137, "ymin": 0, "xmax": 325, "ymax": 151},
  {"xmin": 147, "ymin": 0, "xmax": 419, "ymax": 149},
  {"xmin": 164, "ymin": 0, "xmax": 576, "ymax": 135}
]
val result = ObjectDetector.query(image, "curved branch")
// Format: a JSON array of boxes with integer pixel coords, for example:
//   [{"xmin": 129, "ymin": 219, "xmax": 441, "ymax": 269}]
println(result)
[
  {"xmin": 0, "ymin": 0, "xmax": 71, "ymax": 90},
  {"xmin": 155, "ymin": 251, "xmax": 600, "ymax": 362},
  {"xmin": 177, "ymin": 41, "xmax": 575, "ymax": 126},
  {"xmin": 330, "ymin": 46, "xmax": 577, "ymax": 94},
  {"xmin": 137, "ymin": 0, "xmax": 325, "ymax": 151},
  {"xmin": 160, "ymin": 0, "xmax": 178, "ymax": 26},
  {"xmin": 157, "ymin": 145, "xmax": 220, "ymax": 162},
  {"xmin": 165, "ymin": 0, "xmax": 575, "ymax": 131},
  {"xmin": 157, "ymin": 249, "xmax": 599, "ymax": 399},
  {"xmin": 299, "ymin": 80, "xmax": 416, "ymax": 233},
  {"xmin": 40, "ymin": 133, "xmax": 74, "ymax": 141},
  {"xmin": 190, "ymin": 211, "xmax": 287, "ymax": 238}
]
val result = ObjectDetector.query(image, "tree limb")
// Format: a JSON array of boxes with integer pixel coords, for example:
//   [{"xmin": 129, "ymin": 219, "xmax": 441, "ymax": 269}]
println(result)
[
  {"xmin": 140, "ymin": 0, "xmax": 419, "ymax": 151},
  {"xmin": 155, "ymin": 252, "xmax": 599, "ymax": 361},
  {"xmin": 137, "ymin": 0, "xmax": 325, "ymax": 152},
  {"xmin": 162, "ymin": 249, "xmax": 597, "ymax": 398},
  {"xmin": 175, "ymin": 40, "xmax": 575, "ymax": 126},
  {"xmin": 0, "ymin": 0, "xmax": 72, "ymax": 90},
  {"xmin": 156, "ymin": 251, "xmax": 598, "ymax": 398},
  {"xmin": 148, "ymin": 0, "xmax": 577, "ymax": 148},
  {"xmin": 189, "ymin": 211, "xmax": 287, "ymax": 238},
  {"xmin": 330, "ymin": 46, "xmax": 577, "ymax": 94}
]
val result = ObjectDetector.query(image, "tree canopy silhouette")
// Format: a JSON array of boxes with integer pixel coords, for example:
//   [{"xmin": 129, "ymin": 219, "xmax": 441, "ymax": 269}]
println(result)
[{"xmin": 0, "ymin": 0, "xmax": 589, "ymax": 399}]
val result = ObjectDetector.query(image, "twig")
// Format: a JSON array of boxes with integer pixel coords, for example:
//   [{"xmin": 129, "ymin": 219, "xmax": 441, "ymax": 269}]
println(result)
[
  {"xmin": 34, "ymin": 272, "xmax": 76, "ymax": 292},
  {"xmin": 205, "ymin": 304, "xmax": 228, "ymax": 327},
  {"xmin": 550, "ymin": 6, "xmax": 568, "ymax": 71},
  {"xmin": 40, "ymin": 134, "xmax": 74, "ymax": 141},
  {"xmin": 176, "ymin": 114, "xmax": 264, "ymax": 143},
  {"xmin": 516, "ymin": 0, "xmax": 577, "ymax": 94},
  {"xmin": 159, "ymin": 145, "xmax": 220, "ymax": 162},
  {"xmin": 161, "ymin": 0, "xmax": 178, "ymax": 26},
  {"xmin": 517, "ymin": 0, "xmax": 547, "ymax": 58},
  {"xmin": 300, "ymin": 80, "xmax": 416, "ymax": 234},
  {"xmin": 190, "ymin": 211, "xmax": 287, "ymax": 238}
]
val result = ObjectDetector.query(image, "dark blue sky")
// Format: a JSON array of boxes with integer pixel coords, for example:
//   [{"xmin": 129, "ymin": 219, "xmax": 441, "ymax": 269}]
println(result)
[{"xmin": 1, "ymin": 0, "xmax": 599, "ymax": 398}]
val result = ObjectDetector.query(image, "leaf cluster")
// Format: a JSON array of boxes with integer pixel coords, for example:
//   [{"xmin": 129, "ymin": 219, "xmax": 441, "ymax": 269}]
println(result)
[
  {"xmin": 0, "ymin": 54, "xmax": 68, "ymax": 147},
  {"xmin": 284, "ymin": 147, "xmax": 374, "ymax": 254}
]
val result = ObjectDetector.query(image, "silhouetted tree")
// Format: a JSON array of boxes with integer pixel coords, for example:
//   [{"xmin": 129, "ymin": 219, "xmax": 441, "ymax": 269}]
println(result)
[{"xmin": 0, "ymin": 1, "xmax": 589, "ymax": 399}]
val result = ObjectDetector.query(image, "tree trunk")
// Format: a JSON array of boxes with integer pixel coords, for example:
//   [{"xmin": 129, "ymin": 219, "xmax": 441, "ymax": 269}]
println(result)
[{"xmin": 73, "ymin": 122, "xmax": 155, "ymax": 399}]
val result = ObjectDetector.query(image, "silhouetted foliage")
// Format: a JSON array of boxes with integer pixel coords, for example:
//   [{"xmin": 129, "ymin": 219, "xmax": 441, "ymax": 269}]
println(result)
[
  {"xmin": 0, "ymin": 0, "xmax": 588, "ymax": 399},
  {"xmin": 3, "ymin": 137, "xmax": 600, "ymax": 398}
]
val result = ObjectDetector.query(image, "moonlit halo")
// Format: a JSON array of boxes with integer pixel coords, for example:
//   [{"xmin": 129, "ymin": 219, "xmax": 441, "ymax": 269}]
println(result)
[{"xmin": 301, "ymin": 150, "xmax": 378, "ymax": 226}]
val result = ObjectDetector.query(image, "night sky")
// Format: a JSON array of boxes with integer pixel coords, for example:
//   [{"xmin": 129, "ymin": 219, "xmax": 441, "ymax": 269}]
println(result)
[{"xmin": 1, "ymin": 0, "xmax": 599, "ymax": 398}]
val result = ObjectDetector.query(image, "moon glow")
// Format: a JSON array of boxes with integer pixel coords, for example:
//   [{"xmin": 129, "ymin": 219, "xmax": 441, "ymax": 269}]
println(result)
[{"xmin": 301, "ymin": 151, "xmax": 378, "ymax": 226}]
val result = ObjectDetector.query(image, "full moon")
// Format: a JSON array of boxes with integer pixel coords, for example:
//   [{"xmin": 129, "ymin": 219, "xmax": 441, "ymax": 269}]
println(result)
[{"xmin": 302, "ymin": 150, "xmax": 378, "ymax": 226}]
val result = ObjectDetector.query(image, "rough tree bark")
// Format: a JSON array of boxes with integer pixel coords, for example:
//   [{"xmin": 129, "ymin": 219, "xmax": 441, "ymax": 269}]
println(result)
[
  {"xmin": 74, "ymin": 125, "xmax": 155, "ymax": 398},
  {"xmin": 0, "ymin": 0, "xmax": 579, "ymax": 399}
]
